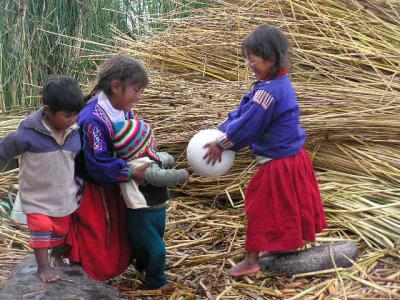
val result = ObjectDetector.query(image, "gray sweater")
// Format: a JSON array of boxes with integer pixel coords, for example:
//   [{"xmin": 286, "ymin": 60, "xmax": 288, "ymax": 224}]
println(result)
[{"xmin": 0, "ymin": 108, "xmax": 81, "ymax": 216}]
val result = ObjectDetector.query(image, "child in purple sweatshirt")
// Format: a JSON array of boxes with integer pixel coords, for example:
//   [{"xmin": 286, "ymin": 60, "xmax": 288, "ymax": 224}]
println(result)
[{"xmin": 204, "ymin": 25, "xmax": 327, "ymax": 277}]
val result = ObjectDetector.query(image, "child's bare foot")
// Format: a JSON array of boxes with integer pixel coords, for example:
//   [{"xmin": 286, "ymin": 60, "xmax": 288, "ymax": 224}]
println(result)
[
  {"xmin": 38, "ymin": 267, "xmax": 60, "ymax": 282},
  {"xmin": 228, "ymin": 259, "xmax": 260, "ymax": 277},
  {"xmin": 34, "ymin": 247, "xmax": 60, "ymax": 282}
]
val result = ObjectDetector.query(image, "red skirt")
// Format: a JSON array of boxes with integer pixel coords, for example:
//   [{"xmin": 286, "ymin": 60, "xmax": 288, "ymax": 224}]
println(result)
[
  {"xmin": 245, "ymin": 148, "xmax": 327, "ymax": 252},
  {"xmin": 65, "ymin": 183, "xmax": 132, "ymax": 281}
]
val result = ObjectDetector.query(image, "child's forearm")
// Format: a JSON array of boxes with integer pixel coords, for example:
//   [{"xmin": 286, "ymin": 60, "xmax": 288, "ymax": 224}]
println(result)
[{"xmin": 145, "ymin": 164, "xmax": 189, "ymax": 187}]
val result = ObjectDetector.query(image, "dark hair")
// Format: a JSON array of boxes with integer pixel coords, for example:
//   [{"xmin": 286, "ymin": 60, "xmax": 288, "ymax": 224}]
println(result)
[
  {"xmin": 85, "ymin": 55, "xmax": 149, "ymax": 101},
  {"xmin": 242, "ymin": 25, "xmax": 289, "ymax": 79},
  {"xmin": 42, "ymin": 75, "xmax": 84, "ymax": 113}
]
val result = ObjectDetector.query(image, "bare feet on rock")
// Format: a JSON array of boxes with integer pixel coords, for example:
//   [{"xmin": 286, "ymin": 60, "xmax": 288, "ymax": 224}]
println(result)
[
  {"xmin": 228, "ymin": 260, "xmax": 260, "ymax": 277},
  {"xmin": 38, "ymin": 266, "xmax": 60, "ymax": 282},
  {"xmin": 228, "ymin": 252, "xmax": 260, "ymax": 277},
  {"xmin": 34, "ymin": 247, "xmax": 61, "ymax": 283}
]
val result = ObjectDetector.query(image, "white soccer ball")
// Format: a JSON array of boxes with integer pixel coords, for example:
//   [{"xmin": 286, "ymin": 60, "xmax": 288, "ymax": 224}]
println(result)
[{"xmin": 187, "ymin": 129, "xmax": 235, "ymax": 177}]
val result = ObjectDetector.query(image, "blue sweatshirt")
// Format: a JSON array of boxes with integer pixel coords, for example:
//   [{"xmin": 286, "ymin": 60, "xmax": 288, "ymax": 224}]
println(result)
[{"xmin": 217, "ymin": 75, "xmax": 306, "ymax": 159}]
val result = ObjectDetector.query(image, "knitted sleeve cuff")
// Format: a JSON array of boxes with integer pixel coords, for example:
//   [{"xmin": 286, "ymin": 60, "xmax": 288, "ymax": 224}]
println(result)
[
  {"xmin": 216, "ymin": 133, "xmax": 234, "ymax": 150},
  {"xmin": 145, "ymin": 165, "xmax": 189, "ymax": 187},
  {"xmin": 157, "ymin": 152, "xmax": 176, "ymax": 169}
]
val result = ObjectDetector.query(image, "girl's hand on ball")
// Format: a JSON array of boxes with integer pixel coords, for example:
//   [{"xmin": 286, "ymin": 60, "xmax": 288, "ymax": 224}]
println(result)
[
  {"xmin": 187, "ymin": 129, "xmax": 235, "ymax": 176},
  {"xmin": 203, "ymin": 142, "xmax": 223, "ymax": 165}
]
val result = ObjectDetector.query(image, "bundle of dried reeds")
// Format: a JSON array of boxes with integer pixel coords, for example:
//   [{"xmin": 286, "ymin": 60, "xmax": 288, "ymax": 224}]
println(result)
[
  {"xmin": 310, "ymin": 141, "xmax": 400, "ymax": 186},
  {"xmin": 0, "ymin": 115, "xmax": 27, "ymax": 139},
  {"xmin": 133, "ymin": 76, "xmax": 400, "ymax": 146},
  {"xmin": 318, "ymin": 170, "xmax": 400, "ymax": 249},
  {"xmin": 111, "ymin": 0, "xmax": 400, "ymax": 90}
]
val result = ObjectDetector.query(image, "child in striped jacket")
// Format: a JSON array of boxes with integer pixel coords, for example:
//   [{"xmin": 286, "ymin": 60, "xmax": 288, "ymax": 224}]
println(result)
[{"xmin": 112, "ymin": 117, "xmax": 189, "ymax": 289}]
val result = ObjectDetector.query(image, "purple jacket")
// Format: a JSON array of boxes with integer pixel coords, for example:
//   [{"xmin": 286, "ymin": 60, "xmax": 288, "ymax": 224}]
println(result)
[
  {"xmin": 217, "ymin": 75, "xmax": 306, "ymax": 159},
  {"xmin": 76, "ymin": 97, "xmax": 132, "ymax": 185}
]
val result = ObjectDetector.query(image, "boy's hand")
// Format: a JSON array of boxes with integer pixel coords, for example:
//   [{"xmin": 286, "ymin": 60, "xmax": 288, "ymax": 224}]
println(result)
[{"xmin": 203, "ymin": 142, "xmax": 223, "ymax": 165}]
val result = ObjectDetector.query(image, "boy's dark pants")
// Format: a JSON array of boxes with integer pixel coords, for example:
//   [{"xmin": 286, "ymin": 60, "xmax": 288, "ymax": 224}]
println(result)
[{"xmin": 127, "ymin": 206, "xmax": 167, "ymax": 289}]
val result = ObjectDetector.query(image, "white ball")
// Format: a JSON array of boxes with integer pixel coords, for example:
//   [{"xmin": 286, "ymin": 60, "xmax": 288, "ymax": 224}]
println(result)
[{"xmin": 187, "ymin": 129, "xmax": 235, "ymax": 177}]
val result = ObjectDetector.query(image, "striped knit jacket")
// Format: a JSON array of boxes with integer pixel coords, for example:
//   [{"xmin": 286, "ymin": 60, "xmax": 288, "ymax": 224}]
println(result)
[
  {"xmin": 112, "ymin": 119, "xmax": 189, "ymax": 208},
  {"xmin": 112, "ymin": 118, "xmax": 159, "ymax": 162}
]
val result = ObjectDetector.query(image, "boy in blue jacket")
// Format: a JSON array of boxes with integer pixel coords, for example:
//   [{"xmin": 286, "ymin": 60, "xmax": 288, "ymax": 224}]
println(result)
[{"xmin": 0, "ymin": 76, "xmax": 84, "ymax": 282}]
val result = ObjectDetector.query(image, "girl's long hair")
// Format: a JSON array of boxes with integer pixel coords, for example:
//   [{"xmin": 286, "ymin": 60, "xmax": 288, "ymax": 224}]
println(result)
[
  {"xmin": 85, "ymin": 55, "xmax": 149, "ymax": 101},
  {"xmin": 242, "ymin": 25, "xmax": 289, "ymax": 79}
]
